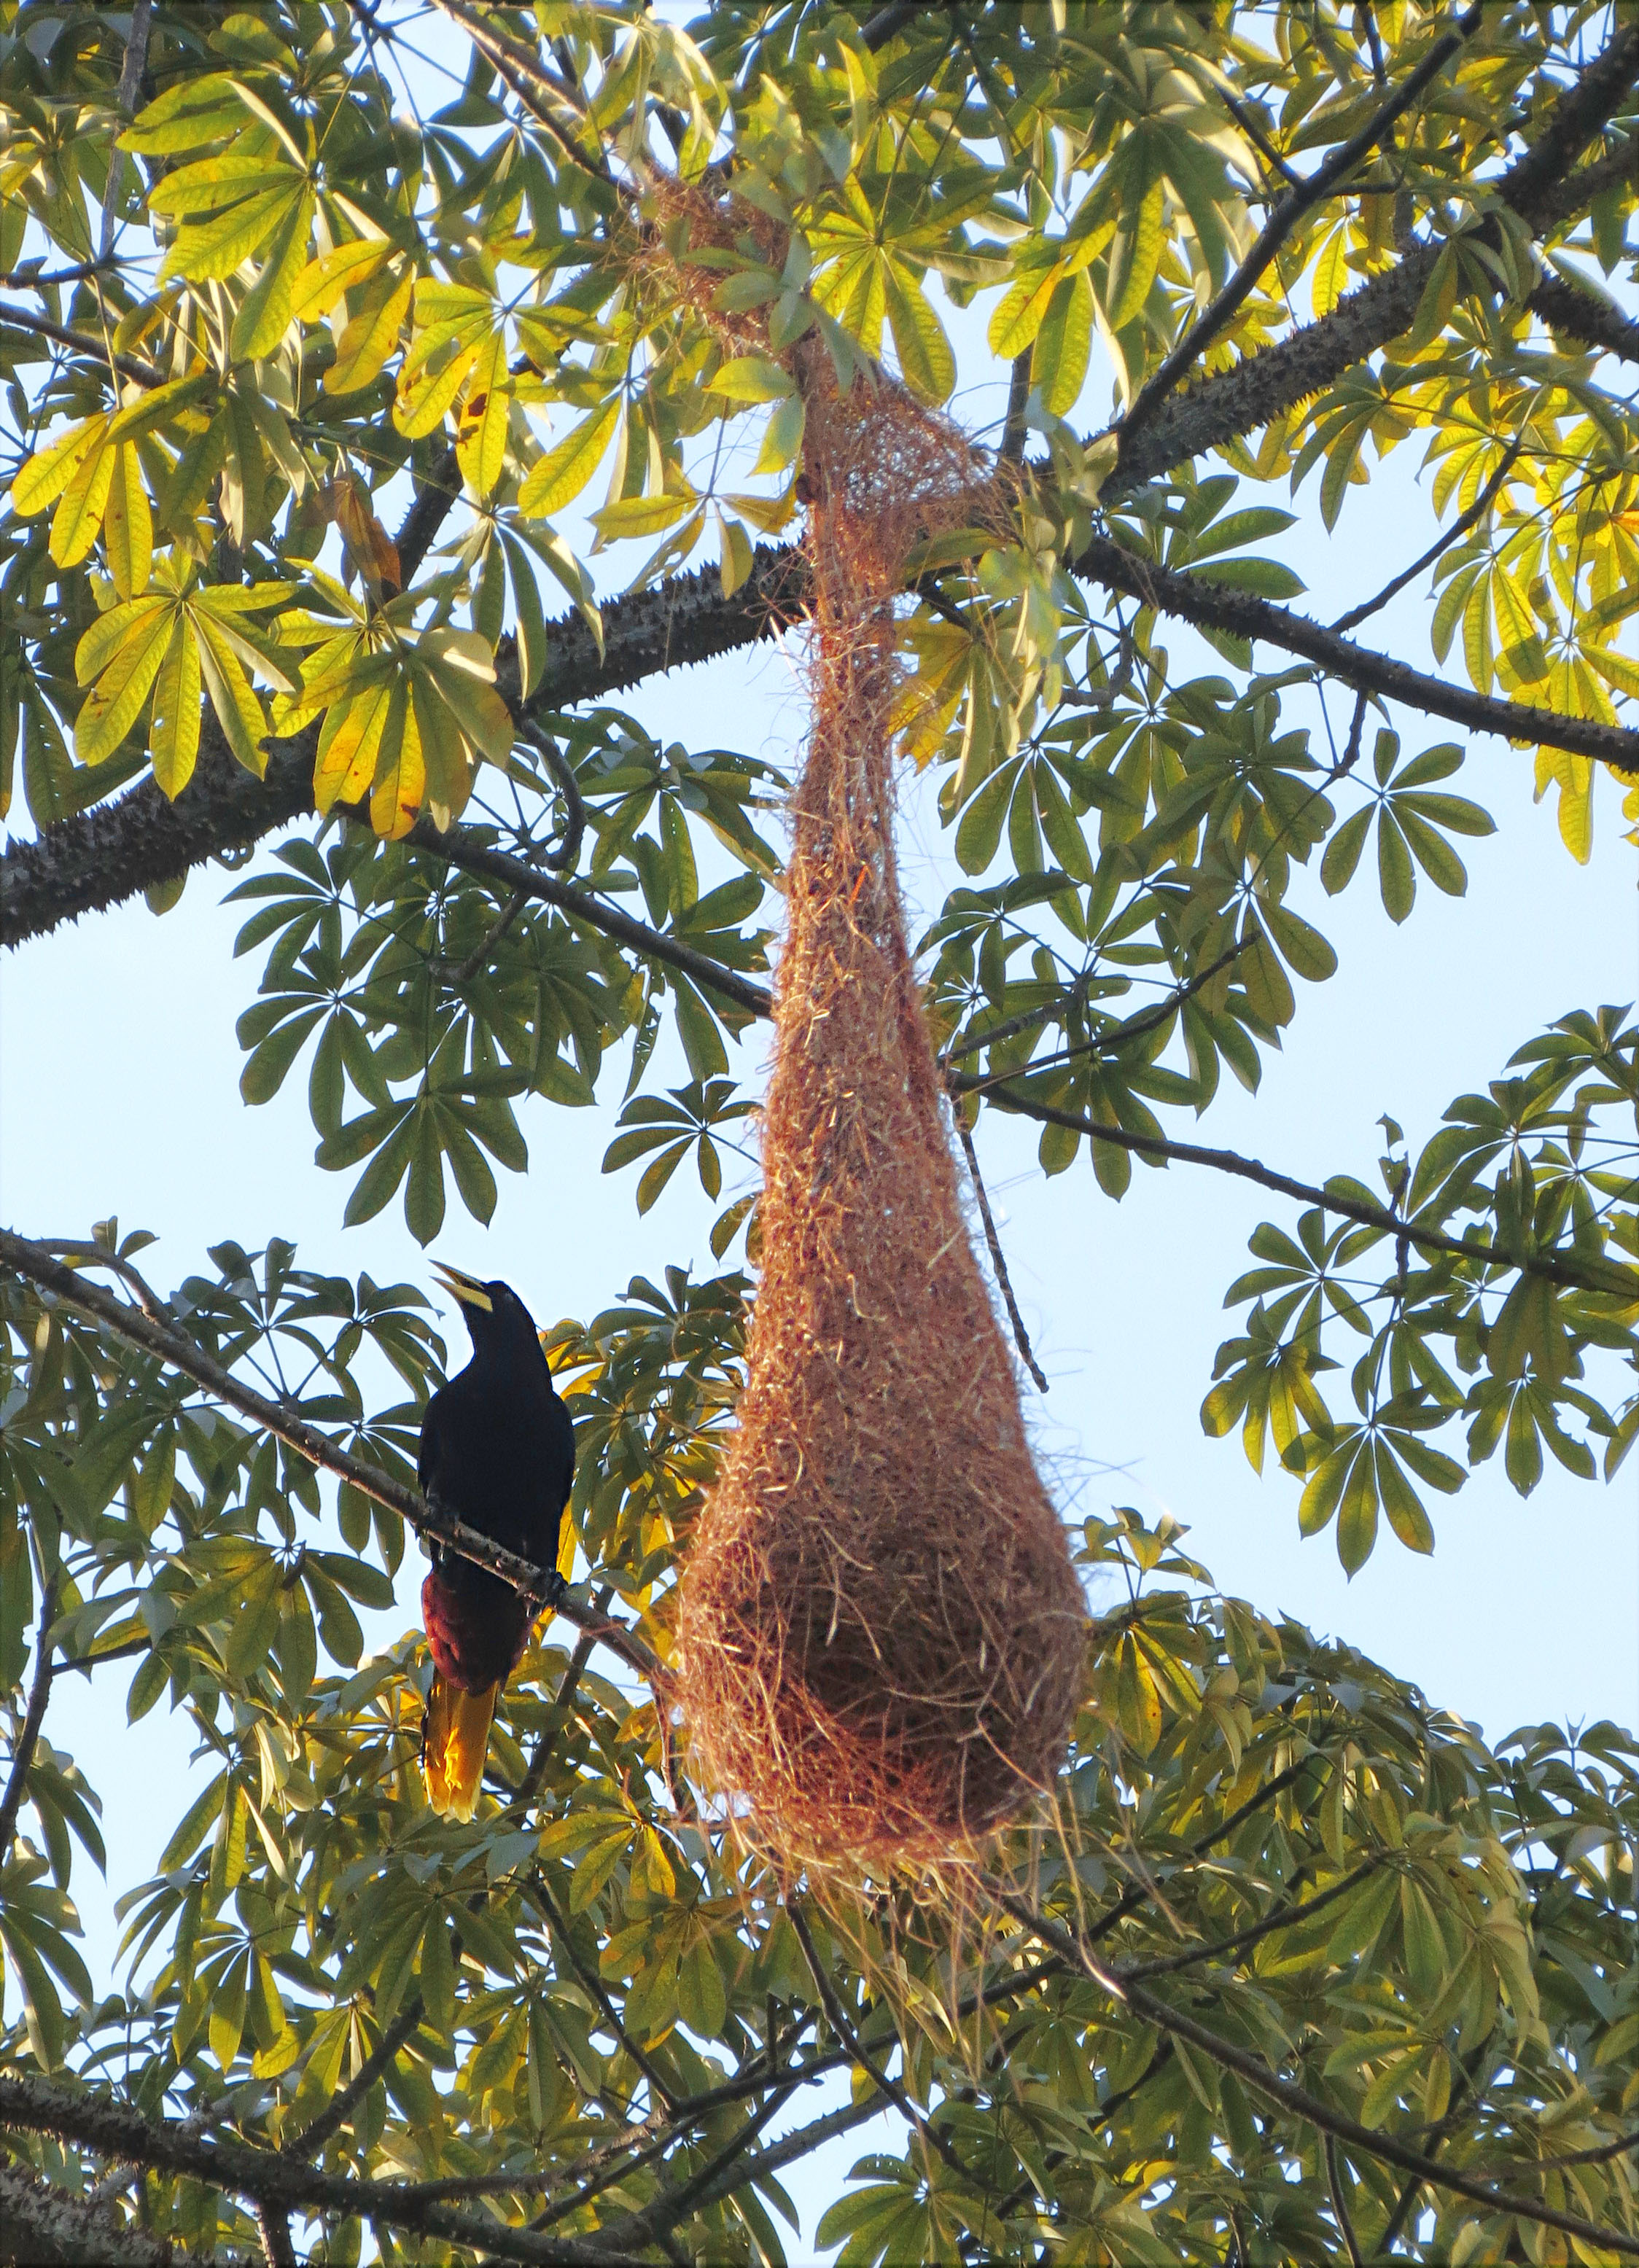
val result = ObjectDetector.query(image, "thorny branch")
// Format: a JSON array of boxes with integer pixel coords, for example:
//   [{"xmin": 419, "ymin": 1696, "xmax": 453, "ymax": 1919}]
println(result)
[
  {"xmin": 1072, "ymin": 529, "xmax": 1639, "ymax": 773},
  {"xmin": 1123, "ymin": 1, "xmax": 1484, "ymax": 434},
  {"xmin": 0, "ymin": 1233, "xmax": 666, "ymax": 1693},
  {"xmin": 0, "ymin": 2073, "xmax": 653, "ymax": 2267}
]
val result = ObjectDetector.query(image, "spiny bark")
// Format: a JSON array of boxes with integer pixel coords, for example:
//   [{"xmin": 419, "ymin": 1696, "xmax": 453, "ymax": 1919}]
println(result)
[
  {"xmin": 1070, "ymin": 530, "xmax": 1639, "ymax": 773},
  {"xmin": 0, "ymin": 2162, "xmax": 234, "ymax": 2268},
  {"xmin": 1, "ymin": 35, "xmax": 1632, "ymax": 948},
  {"xmin": 0, "ymin": 545, "xmax": 803, "ymax": 949}
]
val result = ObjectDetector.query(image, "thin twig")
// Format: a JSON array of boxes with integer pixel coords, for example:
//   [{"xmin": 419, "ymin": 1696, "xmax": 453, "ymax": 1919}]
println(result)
[
  {"xmin": 287, "ymin": 1998, "xmax": 424, "ymax": 2159},
  {"xmin": 1324, "ymin": 2132, "xmax": 1366, "ymax": 2268},
  {"xmin": 992, "ymin": 1889, "xmax": 1639, "ymax": 2261},
  {"xmin": 0, "ymin": 297, "xmax": 163, "ymax": 387},
  {"xmin": 528, "ymin": 1871, "xmax": 680, "ymax": 2116},
  {"xmin": 950, "ymin": 942, "xmax": 1248, "ymax": 1093},
  {"xmin": 1123, "ymin": 1, "xmax": 1484, "ymax": 433},
  {"xmin": 515, "ymin": 720, "xmax": 588, "ymax": 873},
  {"xmin": 510, "ymin": 1593, "xmax": 612, "ymax": 1814},
  {"xmin": 435, "ymin": 885, "xmax": 530, "ymax": 986},
  {"xmin": 0, "ymin": 1578, "xmax": 61, "ymax": 1856},
  {"xmin": 790, "ymin": 1906, "xmax": 968, "ymax": 2181},
  {"xmin": 956, "ymin": 1119, "xmax": 1051, "ymax": 1392},
  {"xmin": 1332, "ymin": 437, "xmax": 1523, "ymax": 631},
  {"xmin": 410, "ymin": 822, "xmax": 772, "ymax": 1018},
  {"xmin": 98, "ymin": 0, "xmax": 153, "ymax": 262},
  {"xmin": 36, "ymin": 1240, "xmax": 169, "ymax": 1321},
  {"xmin": 1121, "ymin": 1859, "xmax": 1377, "ymax": 1981},
  {"xmin": 956, "ymin": 1084, "xmax": 1634, "ymax": 1300}
]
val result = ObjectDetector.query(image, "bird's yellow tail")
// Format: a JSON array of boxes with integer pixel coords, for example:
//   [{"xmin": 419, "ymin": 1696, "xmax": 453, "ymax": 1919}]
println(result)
[{"xmin": 421, "ymin": 1677, "xmax": 498, "ymax": 1820}]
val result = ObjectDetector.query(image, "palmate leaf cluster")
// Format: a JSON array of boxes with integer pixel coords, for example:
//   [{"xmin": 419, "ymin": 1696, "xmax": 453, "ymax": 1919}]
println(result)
[
  {"xmin": 2, "ymin": 1, "xmax": 1639, "ymax": 2260},
  {"xmin": 4, "ymin": 1247, "xmax": 1639, "ymax": 2264}
]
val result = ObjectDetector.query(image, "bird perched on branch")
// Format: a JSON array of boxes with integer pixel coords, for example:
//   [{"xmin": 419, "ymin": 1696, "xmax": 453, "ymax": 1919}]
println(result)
[{"xmin": 418, "ymin": 1265, "xmax": 575, "ymax": 1820}]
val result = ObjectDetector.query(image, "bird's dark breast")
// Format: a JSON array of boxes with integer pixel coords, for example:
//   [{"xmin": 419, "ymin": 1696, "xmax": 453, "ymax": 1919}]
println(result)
[{"xmin": 422, "ymin": 1559, "xmax": 532, "ymax": 1693}]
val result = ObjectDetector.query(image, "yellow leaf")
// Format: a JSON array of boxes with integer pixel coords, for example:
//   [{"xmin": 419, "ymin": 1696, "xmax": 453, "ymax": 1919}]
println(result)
[
  {"xmin": 104, "ymin": 444, "xmax": 152, "ymax": 601},
  {"xmin": 1311, "ymin": 225, "xmax": 1348, "ymax": 320},
  {"xmin": 1031, "ymin": 270, "xmax": 1093, "ymax": 418},
  {"xmin": 75, "ymin": 604, "xmax": 175, "ymax": 766},
  {"xmin": 12, "ymin": 415, "xmax": 109, "ymax": 518},
  {"xmin": 150, "ymin": 619, "xmax": 202, "ymax": 798},
  {"xmin": 1552, "ymin": 753, "xmax": 1594, "ymax": 864},
  {"xmin": 289, "ymin": 234, "xmax": 391, "ymax": 325},
  {"xmin": 370, "ymin": 679, "xmax": 424, "ymax": 839},
  {"xmin": 193, "ymin": 609, "xmax": 269, "ymax": 777},
  {"xmin": 393, "ymin": 336, "xmax": 479, "ymax": 442},
  {"xmin": 706, "ymin": 354, "xmax": 794, "ymax": 404},
  {"xmin": 314, "ymin": 679, "xmax": 394, "ymax": 814},
  {"xmin": 987, "ymin": 260, "xmax": 1060, "ymax": 362},
  {"xmin": 882, "ymin": 260, "xmax": 954, "ymax": 404},
  {"xmin": 455, "ymin": 331, "xmax": 511, "ymax": 499},
  {"xmin": 591, "ymin": 489, "xmax": 696, "ymax": 542},
  {"xmin": 717, "ymin": 510, "xmax": 754, "ymax": 599},
  {"xmin": 517, "ymin": 398, "xmax": 620, "ymax": 519},
  {"xmin": 50, "ymin": 438, "xmax": 114, "ymax": 567},
  {"xmin": 325, "ymin": 266, "xmax": 411, "ymax": 396}
]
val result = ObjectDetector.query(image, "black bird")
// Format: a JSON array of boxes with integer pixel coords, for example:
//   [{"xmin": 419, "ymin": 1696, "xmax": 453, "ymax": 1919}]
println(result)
[{"xmin": 418, "ymin": 1264, "xmax": 575, "ymax": 1819}]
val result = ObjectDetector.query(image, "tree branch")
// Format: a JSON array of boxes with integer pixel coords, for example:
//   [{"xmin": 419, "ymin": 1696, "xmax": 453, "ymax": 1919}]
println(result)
[
  {"xmin": 993, "ymin": 1889, "xmax": 1639, "ymax": 2261},
  {"xmin": 0, "ymin": 2073, "xmax": 655, "ymax": 2267},
  {"xmin": 0, "ymin": 1233, "xmax": 664, "ymax": 1693},
  {"xmin": 1528, "ymin": 268, "xmax": 1639, "ymax": 363},
  {"xmin": 0, "ymin": 2159, "xmax": 237, "ymax": 2268},
  {"xmin": 410, "ymin": 822, "xmax": 771, "ymax": 1018},
  {"xmin": 790, "ymin": 1904, "xmax": 968, "ymax": 2181},
  {"xmin": 1, "ymin": 1575, "xmax": 61, "ymax": 1859},
  {"xmin": 959, "ymin": 1080, "xmax": 1638, "ymax": 1301},
  {"xmin": 1323, "ymin": 2132, "xmax": 1366, "ymax": 2268},
  {"xmin": 1070, "ymin": 529, "xmax": 1639, "ymax": 773},
  {"xmin": 0, "ymin": 297, "xmax": 163, "ymax": 386},
  {"xmin": 287, "ymin": 1998, "xmax": 424, "ymax": 2159},
  {"xmin": 1331, "ymin": 437, "xmax": 1522, "ymax": 632},
  {"xmin": 1121, "ymin": 1858, "xmax": 1377, "ymax": 1981},
  {"xmin": 0, "ymin": 544, "xmax": 802, "ymax": 952},
  {"xmin": 527, "ymin": 1871, "xmax": 680, "ymax": 2116},
  {"xmin": 2, "ymin": 24, "xmax": 1630, "ymax": 946},
  {"xmin": 1124, "ymin": 1, "xmax": 1484, "ymax": 435}
]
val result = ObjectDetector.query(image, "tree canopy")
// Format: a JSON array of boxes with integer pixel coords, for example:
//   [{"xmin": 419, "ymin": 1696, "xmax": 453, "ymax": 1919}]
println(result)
[{"xmin": 1, "ymin": 2, "xmax": 1638, "ymax": 2262}]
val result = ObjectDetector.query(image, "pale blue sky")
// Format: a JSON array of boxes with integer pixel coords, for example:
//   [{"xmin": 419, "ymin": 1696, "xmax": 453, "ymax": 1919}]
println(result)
[{"xmin": 3, "ymin": 8, "xmax": 1635, "ymax": 2253}]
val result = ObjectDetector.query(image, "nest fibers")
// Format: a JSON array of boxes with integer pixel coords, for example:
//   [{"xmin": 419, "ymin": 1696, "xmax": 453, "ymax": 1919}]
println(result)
[{"xmin": 673, "ymin": 340, "xmax": 1088, "ymax": 1879}]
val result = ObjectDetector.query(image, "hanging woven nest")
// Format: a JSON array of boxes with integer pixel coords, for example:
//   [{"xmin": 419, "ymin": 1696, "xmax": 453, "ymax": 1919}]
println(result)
[{"xmin": 673, "ymin": 338, "xmax": 1088, "ymax": 1879}]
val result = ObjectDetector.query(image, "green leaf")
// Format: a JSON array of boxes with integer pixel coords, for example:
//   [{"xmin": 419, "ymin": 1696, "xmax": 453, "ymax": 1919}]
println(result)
[
  {"xmin": 1032, "ymin": 270, "xmax": 1094, "ymax": 417},
  {"xmin": 1376, "ymin": 810, "xmax": 1415, "ymax": 924},
  {"xmin": 706, "ymin": 355, "xmax": 795, "ymax": 404}
]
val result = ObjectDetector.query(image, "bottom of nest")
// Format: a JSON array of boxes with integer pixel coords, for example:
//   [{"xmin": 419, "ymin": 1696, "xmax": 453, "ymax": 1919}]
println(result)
[{"xmin": 677, "ymin": 1565, "xmax": 1089, "ymax": 1880}]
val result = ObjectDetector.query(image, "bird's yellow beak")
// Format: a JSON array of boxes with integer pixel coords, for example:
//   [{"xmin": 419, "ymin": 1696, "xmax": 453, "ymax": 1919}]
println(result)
[{"xmin": 431, "ymin": 1262, "xmax": 493, "ymax": 1314}]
